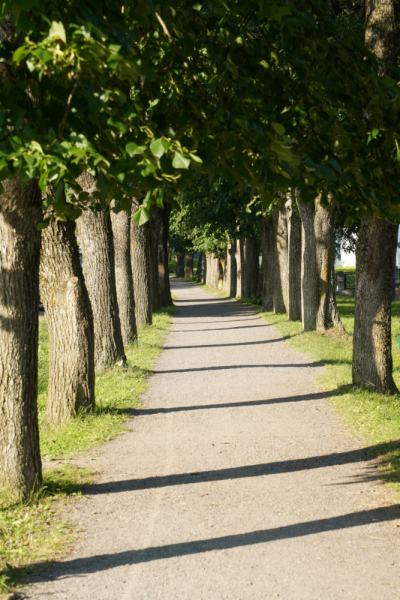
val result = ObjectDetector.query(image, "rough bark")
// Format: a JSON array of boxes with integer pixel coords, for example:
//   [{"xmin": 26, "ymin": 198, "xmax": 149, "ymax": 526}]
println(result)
[
  {"xmin": 131, "ymin": 201, "xmax": 152, "ymax": 326},
  {"xmin": 242, "ymin": 238, "xmax": 259, "ymax": 298},
  {"xmin": 351, "ymin": 0, "xmax": 399, "ymax": 392},
  {"xmin": 157, "ymin": 202, "xmax": 173, "ymax": 308},
  {"xmin": 197, "ymin": 253, "xmax": 203, "ymax": 282},
  {"xmin": 286, "ymin": 194, "xmax": 302, "ymax": 321},
  {"xmin": 314, "ymin": 194, "xmax": 342, "ymax": 331},
  {"xmin": 0, "ymin": 176, "xmax": 42, "ymax": 498},
  {"xmin": 206, "ymin": 253, "xmax": 220, "ymax": 289},
  {"xmin": 201, "ymin": 253, "xmax": 207, "ymax": 283},
  {"xmin": 76, "ymin": 173, "xmax": 125, "ymax": 370},
  {"xmin": 261, "ymin": 215, "xmax": 274, "ymax": 312},
  {"xmin": 236, "ymin": 240, "xmax": 243, "ymax": 298},
  {"xmin": 184, "ymin": 253, "xmax": 194, "ymax": 279},
  {"xmin": 353, "ymin": 216, "xmax": 398, "ymax": 393},
  {"xmin": 110, "ymin": 208, "xmax": 137, "ymax": 345},
  {"xmin": 297, "ymin": 197, "xmax": 318, "ymax": 330},
  {"xmin": 148, "ymin": 206, "xmax": 160, "ymax": 313},
  {"xmin": 174, "ymin": 253, "xmax": 185, "ymax": 278},
  {"xmin": 227, "ymin": 243, "xmax": 237, "ymax": 297},
  {"xmin": 40, "ymin": 215, "xmax": 95, "ymax": 426},
  {"xmin": 273, "ymin": 208, "xmax": 288, "ymax": 314}
]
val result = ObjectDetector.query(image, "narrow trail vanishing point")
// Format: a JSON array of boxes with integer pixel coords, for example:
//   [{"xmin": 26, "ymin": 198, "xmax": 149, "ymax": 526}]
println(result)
[{"xmin": 25, "ymin": 279, "xmax": 400, "ymax": 599}]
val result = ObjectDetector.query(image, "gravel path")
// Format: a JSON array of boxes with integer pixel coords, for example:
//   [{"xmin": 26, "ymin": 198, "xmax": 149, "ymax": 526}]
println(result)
[{"xmin": 24, "ymin": 279, "xmax": 400, "ymax": 599}]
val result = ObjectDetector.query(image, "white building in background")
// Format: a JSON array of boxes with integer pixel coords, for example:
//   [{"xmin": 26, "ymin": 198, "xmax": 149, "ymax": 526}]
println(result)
[{"xmin": 334, "ymin": 230, "xmax": 400, "ymax": 269}]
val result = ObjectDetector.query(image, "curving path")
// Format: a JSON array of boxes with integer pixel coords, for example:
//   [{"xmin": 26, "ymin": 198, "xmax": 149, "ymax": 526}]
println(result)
[{"xmin": 25, "ymin": 279, "xmax": 400, "ymax": 599}]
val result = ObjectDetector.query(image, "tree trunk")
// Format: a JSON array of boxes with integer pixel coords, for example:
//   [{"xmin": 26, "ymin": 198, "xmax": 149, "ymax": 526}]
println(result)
[
  {"xmin": 236, "ymin": 239, "xmax": 243, "ymax": 298},
  {"xmin": 352, "ymin": 0, "xmax": 400, "ymax": 393},
  {"xmin": 0, "ymin": 176, "xmax": 42, "ymax": 499},
  {"xmin": 273, "ymin": 208, "xmax": 288, "ymax": 314},
  {"xmin": 148, "ymin": 205, "xmax": 160, "ymax": 313},
  {"xmin": 110, "ymin": 208, "xmax": 137, "ymax": 345},
  {"xmin": 201, "ymin": 253, "xmax": 207, "ymax": 283},
  {"xmin": 261, "ymin": 215, "xmax": 274, "ymax": 312},
  {"xmin": 174, "ymin": 253, "xmax": 185, "ymax": 278},
  {"xmin": 40, "ymin": 215, "xmax": 95, "ymax": 426},
  {"xmin": 297, "ymin": 197, "xmax": 318, "ymax": 330},
  {"xmin": 314, "ymin": 194, "xmax": 344, "ymax": 331},
  {"xmin": 197, "ymin": 253, "xmax": 203, "ymax": 282},
  {"xmin": 242, "ymin": 237, "xmax": 259, "ymax": 298},
  {"xmin": 157, "ymin": 202, "xmax": 173, "ymax": 308},
  {"xmin": 353, "ymin": 216, "xmax": 398, "ymax": 393},
  {"xmin": 184, "ymin": 253, "xmax": 194, "ymax": 278},
  {"xmin": 131, "ymin": 201, "xmax": 152, "ymax": 326},
  {"xmin": 227, "ymin": 243, "xmax": 237, "ymax": 297},
  {"xmin": 286, "ymin": 193, "xmax": 302, "ymax": 321},
  {"xmin": 76, "ymin": 173, "xmax": 125, "ymax": 370}
]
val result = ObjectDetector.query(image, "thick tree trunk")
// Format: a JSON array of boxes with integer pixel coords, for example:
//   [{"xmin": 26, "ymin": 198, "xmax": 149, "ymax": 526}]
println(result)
[
  {"xmin": 174, "ymin": 253, "xmax": 185, "ymax": 278},
  {"xmin": 0, "ymin": 176, "xmax": 42, "ymax": 499},
  {"xmin": 131, "ymin": 201, "xmax": 152, "ymax": 326},
  {"xmin": 314, "ymin": 194, "xmax": 345, "ymax": 331},
  {"xmin": 206, "ymin": 253, "xmax": 219, "ymax": 289},
  {"xmin": 157, "ymin": 202, "xmax": 173, "ymax": 308},
  {"xmin": 236, "ymin": 239, "xmax": 243, "ymax": 298},
  {"xmin": 352, "ymin": 0, "xmax": 399, "ymax": 392},
  {"xmin": 242, "ymin": 237, "xmax": 259, "ymax": 298},
  {"xmin": 353, "ymin": 216, "xmax": 398, "ymax": 393},
  {"xmin": 197, "ymin": 253, "xmax": 203, "ymax": 282},
  {"xmin": 261, "ymin": 215, "xmax": 274, "ymax": 312},
  {"xmin": 286, "ymin": 194, "xmax": 302, "ymax": 321},
  {"xmin": 273, "ymin": 208, "xmax": 288, "ymax": 314},
  {"xmin": 184, "ymin": 253, "xmax": 194, "ymax": 278},
  {"xmin": 148, "ymin": 206, "xmax": 160, "ymax": 313},
  {"xmin": 40, "ymin": 215, "xmax": 95, "ymax": 425},
  {"xmin": 227, "ymin": 243, "xmax": 237, "ymax": 297},
  {"xmin": 76, "ymin": 174, "xmax": 125, "ymax": 370},
  {"xmin": 201, "ymin": 253, "xmax": 207, "ymax": 283},
  {"xmin": 297, "ymin": 198, "xmax": 318, "ymax": 330},
  {"xmin": 110, "ymin": 208, "xmax": 137, "ymax": 345}
]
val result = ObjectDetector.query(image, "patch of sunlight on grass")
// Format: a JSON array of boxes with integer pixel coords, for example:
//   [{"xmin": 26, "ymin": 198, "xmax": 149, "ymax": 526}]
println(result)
[
  {"xmin": 39, "ymin": 306, "xmax": 174, "ymax": 459},
  {"xmin": 0, "ymin": 465, "xmax": 93, "ymax": 596}
]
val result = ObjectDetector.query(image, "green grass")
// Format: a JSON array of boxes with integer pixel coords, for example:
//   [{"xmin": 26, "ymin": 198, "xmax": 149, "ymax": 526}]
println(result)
[
  {"xmin": 198, "ymin": 279, "xmax": 400, "ymax": 496},
  {"xmin": 1, "ymin": 306, "xmax": 174, "ymax": 596},
  {"xmin": 334, "ymin": 267, "xmax": 356, "ymax": 273},
  {"xmin": 255, "ymin": 297, "xmax": 400, "ymax": 494}
]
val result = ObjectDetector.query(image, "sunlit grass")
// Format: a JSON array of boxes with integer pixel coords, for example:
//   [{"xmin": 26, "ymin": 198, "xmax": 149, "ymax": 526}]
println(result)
[
  {"xmin": 1, "ymin": 306, "xmax": 174, "ymax": 596},
  {"xmin": 257, "ymin": 297, "xmax": 400, "ymax": 494}
]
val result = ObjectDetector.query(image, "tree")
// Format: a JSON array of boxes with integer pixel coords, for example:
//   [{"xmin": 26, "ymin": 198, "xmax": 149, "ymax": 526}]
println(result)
[
  {"xmin": 0, "ymin": 177, "xmax": 42, "ymax": 498},
  {"xmin": 77, "ymin": 175, "xmax": 125, "ymax": 370},
  {"xmin": 110, "ymin": 207, "xmax": 137, "ymax": 346},
  {"xmin": 40, "ymin": 211, "xmax": 95, "ymax": 426},
  {"xmin": 352, "ymin": 0, "xmax": 399, "ymax": 393},
  {"xmin": 286, "ymin": 193, "xmax": 302, "ymax": 322},
  {"xmin": 131, "ymin": 200, "xmax": 152, "ymax": 326}
]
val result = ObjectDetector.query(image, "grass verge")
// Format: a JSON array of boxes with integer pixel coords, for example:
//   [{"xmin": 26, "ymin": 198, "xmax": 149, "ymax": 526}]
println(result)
[
  {"xmin": 194, "ymin": 278, "xmax": 400, "ymax": 495},
  {"xmin": 1, "ymin": 306, "xmax": 174, "ymax": 596}
]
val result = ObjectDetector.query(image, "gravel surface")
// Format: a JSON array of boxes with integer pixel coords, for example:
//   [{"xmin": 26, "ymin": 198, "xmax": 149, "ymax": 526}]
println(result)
[{"xmin": 24, "ymin": 279, "xmax": 400, "ymax": 599}]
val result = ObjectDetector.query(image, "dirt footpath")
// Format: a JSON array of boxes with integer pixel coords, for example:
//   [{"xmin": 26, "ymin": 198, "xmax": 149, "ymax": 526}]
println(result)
[{"xmin": 24, "ymin": 280, "xmax": 400, "ymax": 599}]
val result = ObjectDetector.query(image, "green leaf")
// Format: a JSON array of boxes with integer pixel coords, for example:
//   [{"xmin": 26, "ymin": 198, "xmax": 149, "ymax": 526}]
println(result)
[
  {"xmin": 132, "ymin": 206, "xmax": 150, "ymax": 226},
  {"xmin": 367, "ymin": 128, "xmax": 379, "ymax": 145},
  {"xmin": 150, "ymin": 138, "xmax": 167, "ymax": 159},
  {"xmin": 32, "ymin": 48, "xmax": 53, "ymax": 63},
  {"xmin": 126, "ymin": 142, "xmax": 146, "ymax": 157},
  {"xmin": 271, "ymin": 122, "xmax": 285, "ymax": 135},
  {"xmin": 13, "ymin": 45, "xmax": 31, "ymax": 64},
  {"xmin": 315, "ymin": 164, "xmax": 336, "ymax": 181},
  {"xmin": 49, "ymin": 21, "xmax": 66, "ymax": 43},
  {"xmin": 172, "ymin": 151, "xmax": 190, "ymax": 169},
  {"xmin": 37, "ymin": 218, "xmax": 51, "ymax": 231}
]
